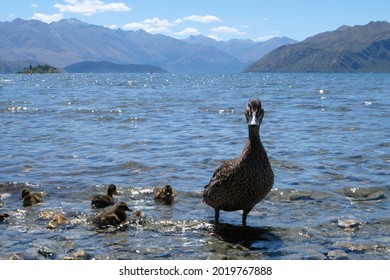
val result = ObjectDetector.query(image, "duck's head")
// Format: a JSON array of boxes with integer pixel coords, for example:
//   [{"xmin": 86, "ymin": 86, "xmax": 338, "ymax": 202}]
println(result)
[
  {"xmin": 108, "ymin": 184, "xmax": 118, "ymax": 195},
  {"xmin": 21, "ymin": 189, "xmax": 31, "ymax": 199},
  {"xmin": 115, "ymin": 202, "xmax": 132, "ymax": 212},
  {"xmin": 245, "ymin": 98, "xmax": 264, "ymax": 127},
  {"xmin": 164, "ymin": 185, "xmax": 173, "ymax": 196}
]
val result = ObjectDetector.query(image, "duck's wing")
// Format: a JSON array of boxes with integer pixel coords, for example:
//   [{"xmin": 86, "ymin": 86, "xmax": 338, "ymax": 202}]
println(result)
[
  {"xmin": 102, "ymin": 213, "xmax": 121, "ymax": 227},
  {"xmin": 153, "ymin": 187, "xmax": 164, "ymax": 199},
  {"xmin": 91, "ymin": 195, "xmax": 112, "ymax": 207},
  {"xmin": 204, "ymin": 159, "xmax": 236, "ymax": 190},
  {"xmin": 32, "ymin": 193, "xmax": 44, "ymax": 203},
  {"xmin": 92, "ymin": 211, "xmax": 121, "ymax": 228}
]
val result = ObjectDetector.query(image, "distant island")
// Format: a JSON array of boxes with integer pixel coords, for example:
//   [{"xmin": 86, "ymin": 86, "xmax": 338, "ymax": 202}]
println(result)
[
  {"xmin": 64, "ymin": 61, "xmax": 168, "ymax": 73},
  {"xmin": 17, "ymin": 64, "xmax": 61, "ymax": 74}
]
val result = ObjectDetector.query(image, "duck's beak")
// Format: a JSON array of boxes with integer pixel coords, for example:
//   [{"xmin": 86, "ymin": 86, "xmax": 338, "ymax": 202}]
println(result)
[
  {"xmin": 248, "ymin": 109, "xmax": 264, "ymax": 127},
  {"xmin": 249, "ymin": 111, "xmax": 258, "ymax": 126}
]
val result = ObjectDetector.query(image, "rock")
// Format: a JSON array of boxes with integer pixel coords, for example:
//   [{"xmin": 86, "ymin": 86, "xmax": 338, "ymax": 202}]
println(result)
[
  {"xmin": 359, "ymin": 191, "xmax": 386, "ymax": 201},
  {"xmin": 337, "ymin": 219, "xmax": 361, "ymax": 229},
  {"xmin": 288, "ymin": 192, "xmax": 314, "ymax": 201},
  {"xmin": 63, "ymin": 250, "xmax": 87, "ymax": 260},
  {"xmin": 38, "ymin": 246, "xmax": 53, "ymax": 258},
  {"xmin": 326, "ymin": 249, "xmax": 348, "ymax": 260},
  {"xmin": 0, "ymin": 213, "xmax": 9, "ymax": 222},
  {"xmin": 333, "ymin": 242, "xmax": 368, "ymax": 252},
  {"xmin": 8, "ymin": 253, "xmax": 23, "ymax": 260},
  {"xmin": 343, "ymin": 187, "xmax": 386, "ymax": 201}
]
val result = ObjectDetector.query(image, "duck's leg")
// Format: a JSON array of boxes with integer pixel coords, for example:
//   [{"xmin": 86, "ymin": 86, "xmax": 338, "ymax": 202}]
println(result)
[
  {"xmin": 242, "ymin": 208, "xmax": 252, "ymax": 227},
  {"xmin": 214, "ymin": 209, "xmax": 220, "ymax": 225}
]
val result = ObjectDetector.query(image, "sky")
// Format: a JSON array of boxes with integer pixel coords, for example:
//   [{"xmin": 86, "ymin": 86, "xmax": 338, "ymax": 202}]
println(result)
[{"xmin": 1, "ymin": 0, "xmax": 390, "ymax": 42}]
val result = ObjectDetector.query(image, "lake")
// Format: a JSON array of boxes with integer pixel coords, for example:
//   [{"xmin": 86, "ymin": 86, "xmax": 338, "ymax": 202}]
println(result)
[{"xmin": 0, "ymin": 73, "xmax": 389, "ymax": 259}]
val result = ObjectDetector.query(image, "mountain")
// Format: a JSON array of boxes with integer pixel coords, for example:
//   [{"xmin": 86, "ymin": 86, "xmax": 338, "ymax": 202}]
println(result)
[
  {"xmin": 0, "ymin": 18, "xmax": 246, "ymax": 73},
  {"xmin": 184, "ymin": 35, "xmax": 297, "ymax": 65},
  {"xmin": 245, "ymin": 21, "xmax": 390, "ymax": 72},
  {"xmin": 0, "ymin": 59, "xmax": 43, "ymax": 74},
  {"xmin": 64, "ymin": 61, "xmax": 167, "ymax": 73},
  {"xmin": 0, "ymin": 18, "xmax": 297, "ymax": 74}
]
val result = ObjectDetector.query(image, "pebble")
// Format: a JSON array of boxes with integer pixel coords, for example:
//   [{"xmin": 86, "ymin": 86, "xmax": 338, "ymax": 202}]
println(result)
[
  {"xmin": 38, "ymin": 246, "xmax": 53, "ymax": 258},
  {"xmin": 343, "ymin": 188, "xmax": 386, "ymax": 201},
  {"xmin": 357, "ymin": 191, "xmax": 386, "ymax": 201},
  {"xmin": 0, "ymin": 213, "xmax": 9, "ymax": 222},
  {"xmin": 326, "ymin": 249, "xmax": 348, "ymax": 260},
  {"xmin": 333, "ymin": 242, "xmax": 368, "ymax": 252},
  {"xmin": 337, "ymin": 219, "xmax": 361, "ymax": 229},
  {"xmin": 63, "ymin": 250, "xmax": 87, "ymax": 260}
]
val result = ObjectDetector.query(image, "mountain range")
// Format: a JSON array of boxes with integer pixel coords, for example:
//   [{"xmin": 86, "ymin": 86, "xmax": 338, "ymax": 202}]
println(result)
[
  {"xmin": 245, "ymin": 21, "xmax": 390, "ymax": 72},
  {"xmin": 0, "ymin": 18, "xmax": 296, "ymax": 74}
]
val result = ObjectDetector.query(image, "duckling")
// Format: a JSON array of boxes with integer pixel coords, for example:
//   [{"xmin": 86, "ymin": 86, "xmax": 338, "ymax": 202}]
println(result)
[
  {"xmin": 21, "ymin": 188, "xmax": 44, "ymax": 207},
  {"xmin": 153, "ymin": 185, "xmax": 177, "ymax": 202},
  {"xmin": 47, "ymin": 213, "xmax": 69, "ymax": 230},
  {"xmin": 91, "ymin": 184, "xmax": 117, "ymax": 208},
  {"xmin": 91, "ymin": 202, "xmax": 132, "ymax": 229},
  {"xmin": 203, "ymin": 98, "xmax": 274, "ymax": 226}
]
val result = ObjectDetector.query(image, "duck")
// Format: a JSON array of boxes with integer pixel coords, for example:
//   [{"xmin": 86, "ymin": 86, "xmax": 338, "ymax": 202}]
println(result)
[
  {"xmin": 91, "ymin": 202, "xmax": 132, "ymax": 229},
  {"xmin": 153, "ymin": 185, "xmax": 177, "ymax": 202},
  {"xmin": 21, "ymin": 188, "xmax": 44, "ymax": 207},
  {"xmin": 203, "ymin": 98, "xmax": 274, "ymax": 226},
  {"xmin": 91, "ymin": 184, "xmax": 118, "ymax": 208}
]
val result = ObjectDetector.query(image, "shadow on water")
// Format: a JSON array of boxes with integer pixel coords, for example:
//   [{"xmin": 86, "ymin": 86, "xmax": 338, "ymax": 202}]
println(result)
[{"xmin": 209, "ymin": 223, "xmax": 283, "ymax": 258}]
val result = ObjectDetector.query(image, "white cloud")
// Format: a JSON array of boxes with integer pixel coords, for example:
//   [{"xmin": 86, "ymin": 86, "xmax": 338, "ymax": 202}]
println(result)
[
  {"xmin": 256, "ymin": 35, "xmax": 277, "ymax": 42},
  {"xmin": 182, "ymin": 15, "xmax": 221, "ymax": 23},
  {"xmin": 54, "ymin": 0, "xmax": 130, "ymax": 16},
  {"xmin": 210, "ymin": 26, "xmax": 246, "ymax": 35},
  {"xmin": 174, "ymin": 28, "xmax": 200, "ymax": 36},
  {"xmin": 207, "ymin": 34, "xmax": 222, "ymax": 41},
  {"xmin": 105, "ymin": 24, "xmax": 118, "ymax": 30},
  {"xmin": 122, "ymin": 22, "xmax": 148, "ymax": 30},
  {"xmin": 32, "ymin": 13, "xmax": 64, "ymax": 23},
  {"xmin": 143, "ymin": 17, "xmax": 174, "ymax": 28},
  {"xmin": 122, "ymin": 17, "xmax": 174, "ymax": 34}
]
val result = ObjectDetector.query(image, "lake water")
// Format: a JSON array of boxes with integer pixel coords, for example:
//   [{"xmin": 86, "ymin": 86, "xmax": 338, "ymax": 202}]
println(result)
[{"xmin": 0, "ymin": 73, "xmax": 389, "ymax": 260}]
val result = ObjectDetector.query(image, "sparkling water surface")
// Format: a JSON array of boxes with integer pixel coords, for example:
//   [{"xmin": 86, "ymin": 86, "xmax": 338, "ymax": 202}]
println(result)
[{"xmin": 0, "ymin": 73, "xmax": 389, "ymax": 259}]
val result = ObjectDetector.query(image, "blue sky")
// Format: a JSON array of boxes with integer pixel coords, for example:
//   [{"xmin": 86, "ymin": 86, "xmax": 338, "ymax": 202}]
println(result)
[{"xmin": 1, "ymin": 0, "xmax": 390, "ymax": 41}]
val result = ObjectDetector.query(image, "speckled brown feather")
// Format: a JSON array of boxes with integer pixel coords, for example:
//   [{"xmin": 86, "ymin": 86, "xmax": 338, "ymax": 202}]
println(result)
[{"xmin": 203, "ymin": 98, "xmax": 274, "ymax": 226}]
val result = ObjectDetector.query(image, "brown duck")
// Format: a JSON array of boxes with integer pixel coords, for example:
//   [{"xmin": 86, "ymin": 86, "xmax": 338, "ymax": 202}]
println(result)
[
  {"xmin": 91, "ymin": 202, "xmax": 132, "ymax": 229},
  {"xmin": 153, "ymin": 185, "xmax": 177, "ymax": 202},
  {"xmin": 21, "ymin": 189, "xmax": 44, "ymax": 207},
  {"xmin": 203, "ymin": 98, "xmax": 274, "ymax": 226},
  {"xmin": 91, "ymin": 184, "xmax": 117, "ymax": 208}
]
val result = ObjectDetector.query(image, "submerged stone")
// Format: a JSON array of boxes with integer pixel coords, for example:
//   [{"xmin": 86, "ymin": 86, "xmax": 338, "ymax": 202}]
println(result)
[
  {"xmin": 337, "ymin": 219, "xmax": 361, "ymax": 229},
  {"xmin": 342, "ymin": 187, "xmax": 387, "ymax": 201},
  {"xmin": 326, "ymin": 249, "xmax": 348, "ymax": 260}
]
